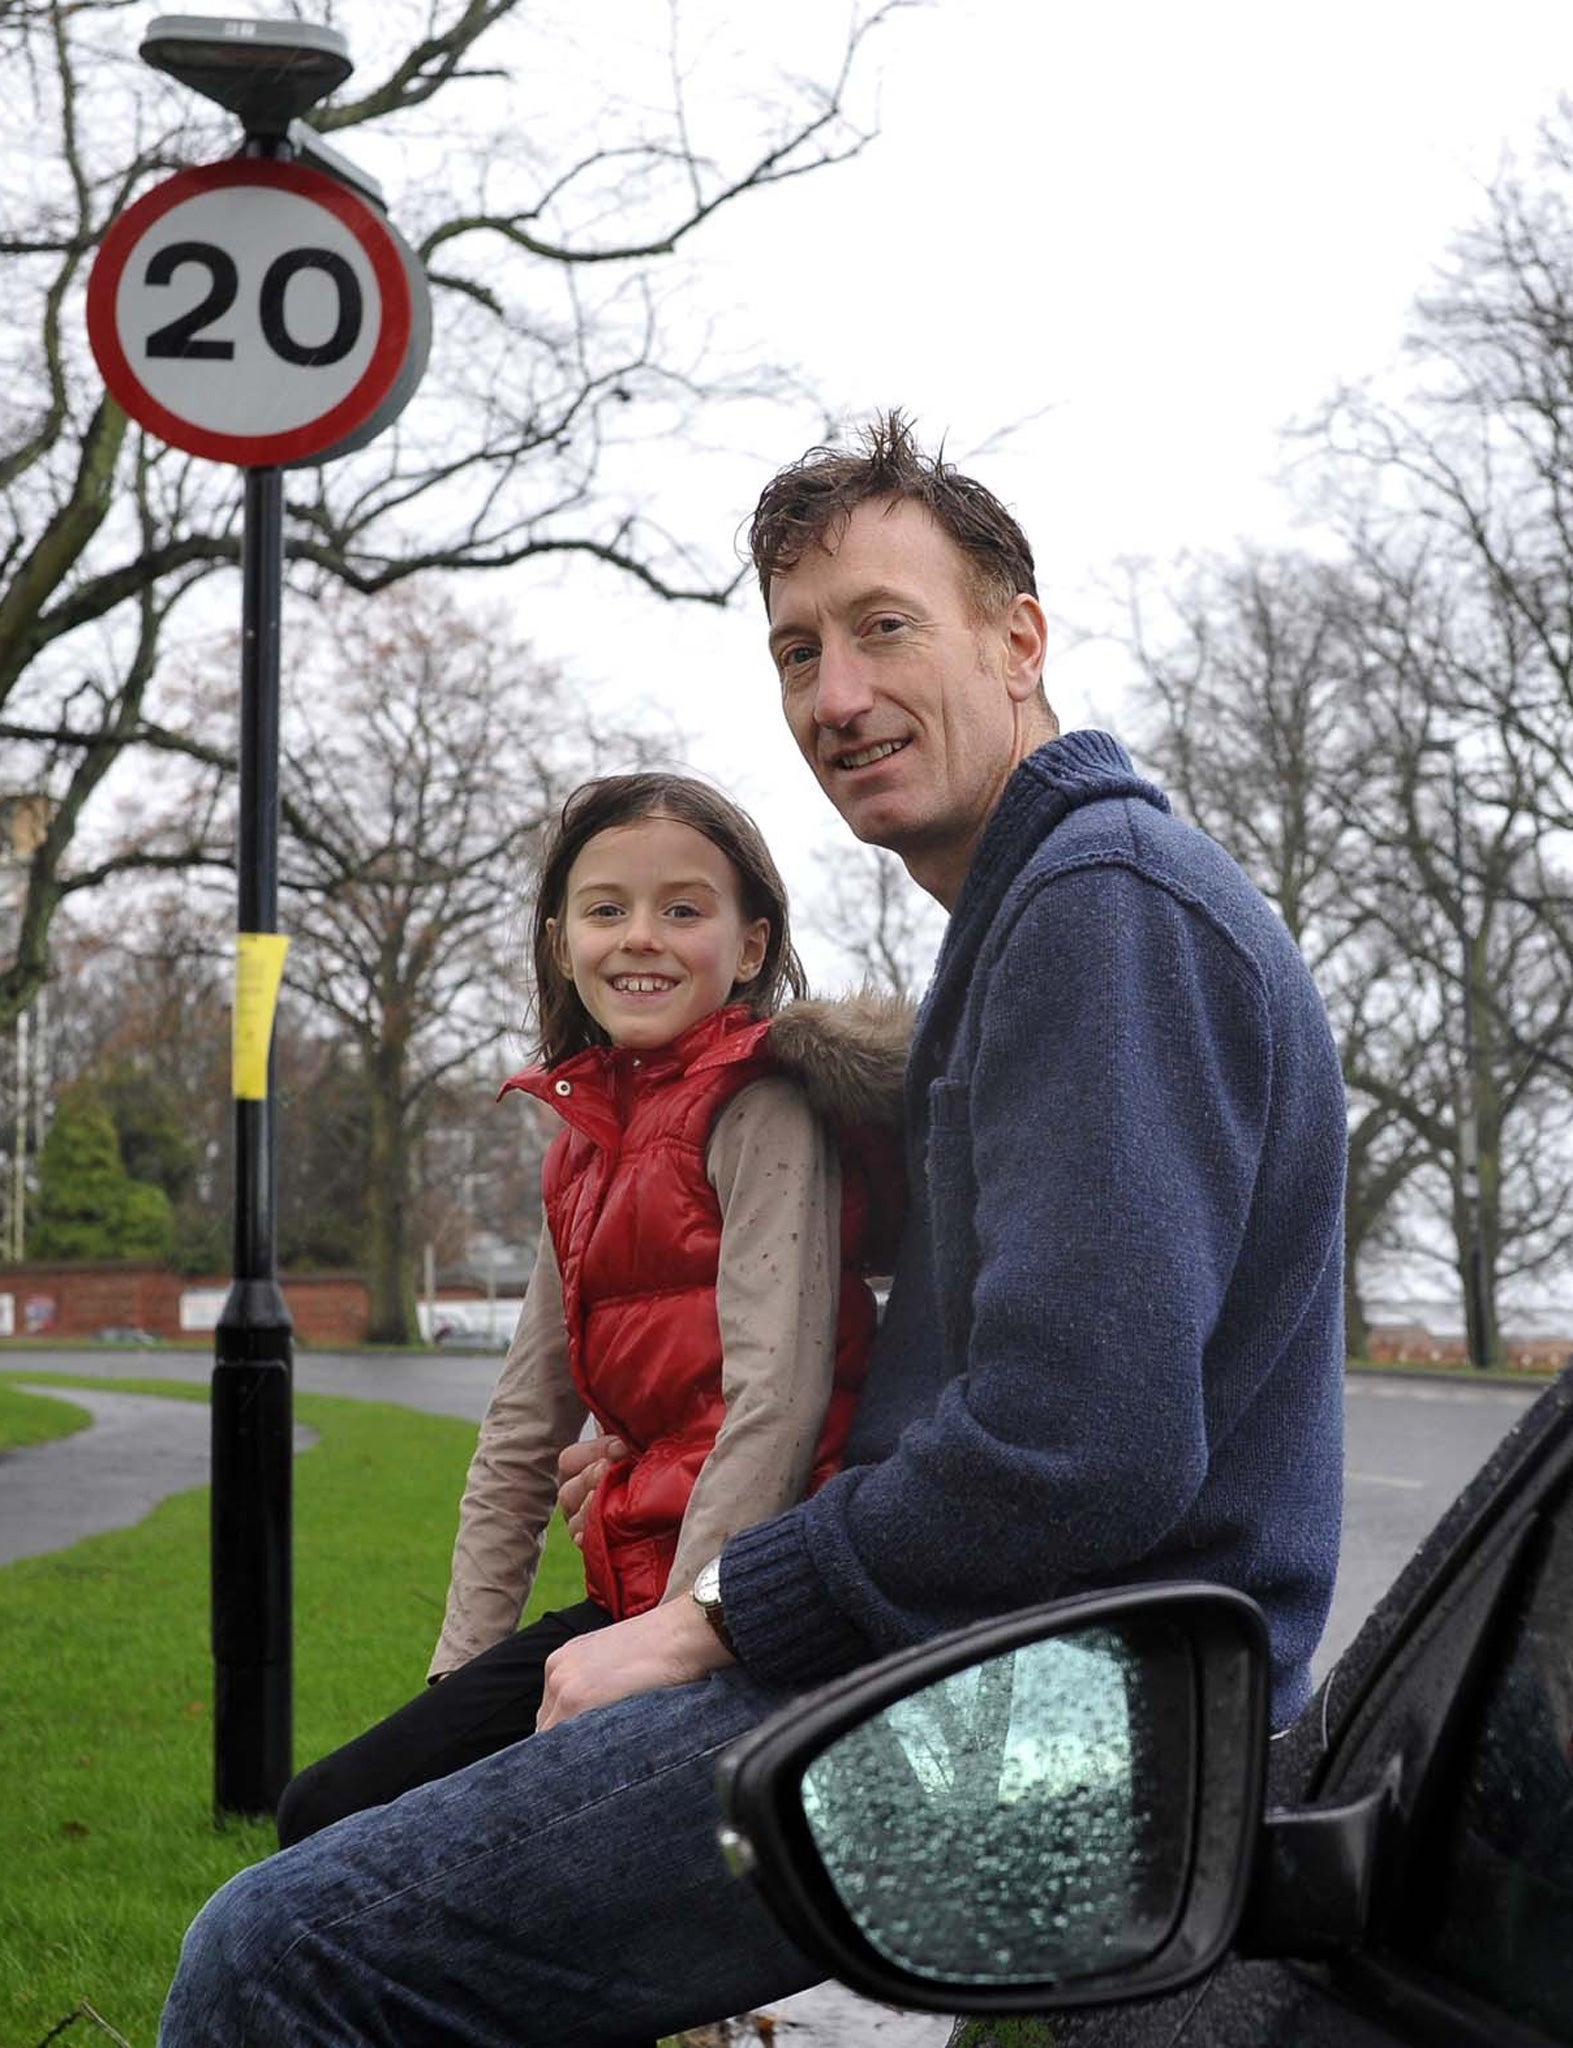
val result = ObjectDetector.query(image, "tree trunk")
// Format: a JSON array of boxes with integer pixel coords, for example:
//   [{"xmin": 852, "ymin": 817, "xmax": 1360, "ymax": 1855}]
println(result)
[
  {"xmin": 1341, "ymin": 1112, "xmax": 1420, "ymax": 1366},
  {"xmin": 1455, "ymin": 1023, "xmax": 1504, "ymax": 1368},
  {"xmin": 1343, "ymin": 1259, "xmax": 1369, "ymax": 1363},
  {"xmin": 1342, "ymin": 1180, "xmax": 1375, "ymax": 1362},
  {"xmin": 1458, "ymin": 1144, "xmax": 1504, "ymax": 1370},
  {"xmin": 364, "ymin": 1045, "xmax": 418, "ymax": 1345}
]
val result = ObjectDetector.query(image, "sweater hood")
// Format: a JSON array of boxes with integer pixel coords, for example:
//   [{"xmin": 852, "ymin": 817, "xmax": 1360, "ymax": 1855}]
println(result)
[{"xmin": 765, "ymin": 991, "xmax": 913, "ymax": 1128}]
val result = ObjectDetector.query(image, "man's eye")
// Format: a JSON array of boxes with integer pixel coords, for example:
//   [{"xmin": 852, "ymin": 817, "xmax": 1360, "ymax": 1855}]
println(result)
[
  {"xmin": 780, "ymin": 644, "xmax": 817, "ymax": 672},
  {"xmin": 871, "ymin": 615, "xmax": 905, "ymax": 637}
]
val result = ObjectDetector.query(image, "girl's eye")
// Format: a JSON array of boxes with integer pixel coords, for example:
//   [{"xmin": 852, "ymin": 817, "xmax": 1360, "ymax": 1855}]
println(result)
[
  {"xmin": 667, "ymin": 903, "xmax": 701, "ymax": 920},
  {"xmin": 585, "ymin": 903, "xmax": 623, "ymax": 920}
]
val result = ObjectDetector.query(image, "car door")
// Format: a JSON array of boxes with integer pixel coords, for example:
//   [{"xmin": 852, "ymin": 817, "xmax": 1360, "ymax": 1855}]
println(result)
[{"xmin": 961, "ymin": 1368, "xmax": 1573, "ymax": 2048}]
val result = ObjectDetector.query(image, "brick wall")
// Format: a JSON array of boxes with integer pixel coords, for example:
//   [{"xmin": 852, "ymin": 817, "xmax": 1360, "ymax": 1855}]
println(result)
[
  {"xmin": 279, "ymin": 1276, "xmax": 370, "ymax": 1347},
  {"xmin": 1366, "ymin": 1323, "xmax": 1573, "ymax": 1371},
  {"xmin": 0, "ymin": 1263, "xmax": 370, "ymax": 1346}
]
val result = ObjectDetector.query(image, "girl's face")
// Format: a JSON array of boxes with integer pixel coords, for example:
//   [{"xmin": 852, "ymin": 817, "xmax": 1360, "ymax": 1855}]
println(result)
[{"xmin": 550, "ymin": 814, "xmax": 770, "ymax": 1052}]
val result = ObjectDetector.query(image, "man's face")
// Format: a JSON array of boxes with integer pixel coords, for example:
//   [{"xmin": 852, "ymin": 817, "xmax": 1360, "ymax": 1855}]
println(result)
[{"xmin": 766, "ymin": 498, "xmax": 1046, "ymax": 906}]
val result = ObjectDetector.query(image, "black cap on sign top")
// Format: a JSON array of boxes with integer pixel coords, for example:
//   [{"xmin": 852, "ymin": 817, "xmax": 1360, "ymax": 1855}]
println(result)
[{"xmin": 140, "ymin": 16, "xmax": 353, "ymax": 136}]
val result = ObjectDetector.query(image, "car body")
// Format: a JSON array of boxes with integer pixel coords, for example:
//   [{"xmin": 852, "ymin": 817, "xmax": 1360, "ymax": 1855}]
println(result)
[{"xmin": 719, "ymin": 1363, "xmax": 1573, "ymax": 2046}]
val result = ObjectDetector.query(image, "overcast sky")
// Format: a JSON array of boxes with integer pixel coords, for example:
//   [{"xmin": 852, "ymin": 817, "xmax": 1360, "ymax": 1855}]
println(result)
[
  {"xmin": 466, "ymin": 0, "xmax": 1573, "ymax": 983},
  {"xmin": 108, "ymin": 1, "xmax": 1572, "ymax": 987}
]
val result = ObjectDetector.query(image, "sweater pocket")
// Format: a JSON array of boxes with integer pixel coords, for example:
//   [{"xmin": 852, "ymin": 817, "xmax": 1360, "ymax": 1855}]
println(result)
[
  {"xmin": 927, "ymin": 1075, "xmax": 971, "ymax": 1132},
  {"xmin": 924, "ymin": 1078, "xmax": 978, "ymax": 1368}
]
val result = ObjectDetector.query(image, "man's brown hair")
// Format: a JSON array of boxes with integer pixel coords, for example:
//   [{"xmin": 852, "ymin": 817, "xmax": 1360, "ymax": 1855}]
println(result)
[{"xmin": 747, "ymin": 408, "xmax": 1038, "ymax": 618}]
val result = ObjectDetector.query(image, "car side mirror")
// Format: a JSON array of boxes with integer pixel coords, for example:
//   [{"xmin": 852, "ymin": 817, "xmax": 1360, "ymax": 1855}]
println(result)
[{"xmin": 717, "ymin": 1584, "xmax": 1271, "ymax": 2015}]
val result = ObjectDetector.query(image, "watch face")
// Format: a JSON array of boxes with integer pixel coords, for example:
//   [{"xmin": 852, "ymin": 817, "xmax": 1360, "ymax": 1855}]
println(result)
[{"xmin": 695, "ymin": 1557, "xmax": 722, "ymax": 1606}]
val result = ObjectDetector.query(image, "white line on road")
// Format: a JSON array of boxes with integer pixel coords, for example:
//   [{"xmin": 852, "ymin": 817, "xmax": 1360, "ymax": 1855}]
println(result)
[{"xmin": 1347, "ymin": 1469, "xmax": 1425, "ymax": 1491}]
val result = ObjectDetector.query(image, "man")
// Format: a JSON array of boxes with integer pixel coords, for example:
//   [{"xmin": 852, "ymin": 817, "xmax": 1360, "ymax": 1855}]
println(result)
[{"xmin": 159, "ymin": 414, "xmax": 1345, "ymax": 2047}]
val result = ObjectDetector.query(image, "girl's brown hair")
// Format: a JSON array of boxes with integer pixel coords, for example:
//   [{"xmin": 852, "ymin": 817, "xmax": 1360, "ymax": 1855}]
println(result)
[{"xmin": 531, "ymin": 772, "xmax": 807, "ymax": 1065}]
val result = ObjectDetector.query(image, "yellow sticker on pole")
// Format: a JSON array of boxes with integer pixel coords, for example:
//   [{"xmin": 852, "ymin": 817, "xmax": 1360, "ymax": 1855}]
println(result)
[{"xmin": 232, "ymin": 933, "xmax": 291, "ymax": 1100}]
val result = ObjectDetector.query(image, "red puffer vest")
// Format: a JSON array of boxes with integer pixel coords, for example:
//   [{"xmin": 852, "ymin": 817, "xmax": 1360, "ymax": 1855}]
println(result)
[{"xmin": 501, "ymin": 1001, "xmax": 900, "ymax": 1619}]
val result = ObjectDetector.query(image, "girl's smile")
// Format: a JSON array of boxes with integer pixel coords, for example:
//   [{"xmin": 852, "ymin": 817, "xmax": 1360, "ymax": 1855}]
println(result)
[{"xmin": 550, "ymin": 814, "xmax": 769, "ymax": 1051}]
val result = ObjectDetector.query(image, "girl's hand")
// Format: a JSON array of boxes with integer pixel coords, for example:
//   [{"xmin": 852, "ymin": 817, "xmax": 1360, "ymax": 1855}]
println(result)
[{"xmin": 555, "ymin": 1432, "xmax": 628, "ymax": 1547}]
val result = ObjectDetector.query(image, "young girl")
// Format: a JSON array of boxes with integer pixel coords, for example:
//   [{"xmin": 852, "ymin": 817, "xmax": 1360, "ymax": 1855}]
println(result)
[{"xmin": 276, "ymin": 772, "xmax": 908, "ymax": 1847}]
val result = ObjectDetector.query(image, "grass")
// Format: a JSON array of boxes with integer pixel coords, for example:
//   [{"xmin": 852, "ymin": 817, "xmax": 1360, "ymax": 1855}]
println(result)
[
  {"xmin": 0, "ymin": 1372, "xmax": 587, "ymax": 2048},
  {"xmin": 0, "ymin": 1379, "xmax": 93, "ymax": 1452}
]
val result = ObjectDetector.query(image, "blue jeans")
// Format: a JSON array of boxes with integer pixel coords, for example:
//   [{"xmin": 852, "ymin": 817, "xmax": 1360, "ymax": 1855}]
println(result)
[{"xmin": 158, "ymin": 1669, "xmax": 823, "ymax": 2046}]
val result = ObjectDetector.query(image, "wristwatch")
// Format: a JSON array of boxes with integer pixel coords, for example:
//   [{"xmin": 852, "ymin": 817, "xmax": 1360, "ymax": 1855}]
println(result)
[{"xmin": 692, "ymin": 1555, "xmax": 737, "ymax": 1658}]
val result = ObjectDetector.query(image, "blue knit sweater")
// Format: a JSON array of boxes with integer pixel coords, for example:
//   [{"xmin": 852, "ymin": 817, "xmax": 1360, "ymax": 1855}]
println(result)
[{"xmin": 723, "ymin": 732, "xmax": 1347, "ymax": 1727}]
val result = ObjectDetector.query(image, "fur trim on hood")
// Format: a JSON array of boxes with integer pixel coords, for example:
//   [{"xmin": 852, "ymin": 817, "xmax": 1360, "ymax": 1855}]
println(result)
[{"xmin": 765, "ymin": 991, "xmax": 913, "ymax": 1128}]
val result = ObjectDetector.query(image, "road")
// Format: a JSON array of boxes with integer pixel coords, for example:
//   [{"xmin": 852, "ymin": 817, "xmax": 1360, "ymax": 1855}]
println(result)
[
  {"xmin": 0, "ymin": 1349, "xmax": 1549, "ymax": 2047},
  {"xmin": 3, "ymin": 1348, "xmax": 1542, "ymax": 1664},
  {"xmin": 1321, "ymin": 1370, "xmax": 1540, "ymax": 1673}
]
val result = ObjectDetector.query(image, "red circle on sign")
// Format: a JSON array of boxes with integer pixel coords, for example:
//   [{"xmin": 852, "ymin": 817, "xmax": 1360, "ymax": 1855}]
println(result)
[{"xmin": 87, "ymin": 159, "xmax": 414, "ymax": 467}]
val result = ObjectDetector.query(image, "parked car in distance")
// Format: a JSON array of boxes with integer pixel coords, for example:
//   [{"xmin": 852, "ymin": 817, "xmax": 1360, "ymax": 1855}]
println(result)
[
  {"xmin": 719, "ymin": 1363, "xmax": 1573, "ymax": 2046},
  {"xmin": 432, "ymin": 1324, "xmax": 508, "ymax": 1353}
]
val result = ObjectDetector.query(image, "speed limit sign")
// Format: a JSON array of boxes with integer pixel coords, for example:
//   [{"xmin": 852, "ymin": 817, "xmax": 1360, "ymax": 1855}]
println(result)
[{"xmin": 87, "ymin": 158, "xmax": 429, "ymax": 467}]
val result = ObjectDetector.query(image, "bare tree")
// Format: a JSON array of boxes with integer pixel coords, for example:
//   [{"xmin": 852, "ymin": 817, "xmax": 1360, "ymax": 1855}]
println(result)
[
  {"xmin": 415, "ymin": 1065, "xmax": 554, "ymax": 1288},
  {"xmin": 806, "ymin": 840, "xmax": 943, "ymax": 1002},
  {"xmin": 46, "ymin": 892, "xmax": 384, "ymax": 1276},
  {"xmin": 1351, "ymin": 706, "xmax": 1573, "ymax": 1363},
  {"xmin": 1298, "ymin": 99, "xmax": 1573, "ymax": 1347},
  {"xmin": 1127, "ymin": 549, "xmax": 1413, "ymax": 1346},
  {"xmin": 259, "ymin": 581, "xmax": 658, "ymax": 1341},
  {"xmin": 1125, "ymin": 549, "xmax": 1402, "ymax": 962},
  {"xmin": 1127, "ymin": 544, "xmax": 1573, "ymax": 1361},
  {"xmin": 1317, "ymin": 100, "xmax": 1573, "ymax": 836},
  {"xmin": 0, "ymin": 0, "xmax": 902, "ymax": 1030}
]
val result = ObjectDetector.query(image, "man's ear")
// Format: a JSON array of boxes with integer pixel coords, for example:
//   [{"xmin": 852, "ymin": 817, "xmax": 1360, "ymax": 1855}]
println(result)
[
  {"xmin": 1001, "ymin": 592, "xmax": 1049, "ymax": 704},
  {"xmin": 734, "ymin": 918, "xmax": 771, "ymax": 986}
]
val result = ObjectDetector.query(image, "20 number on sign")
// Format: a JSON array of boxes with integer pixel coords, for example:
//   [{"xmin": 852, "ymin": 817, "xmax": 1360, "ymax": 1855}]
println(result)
[
  {"xmin": 87, "ymin": 159, "xmax": 412, "ymax": 467},
  {"xmin": 144, "ymin": 241, "xmax": 364, "ymax": 367}
]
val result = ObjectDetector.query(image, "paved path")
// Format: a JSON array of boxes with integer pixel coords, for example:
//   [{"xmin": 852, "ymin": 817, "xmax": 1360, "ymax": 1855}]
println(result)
[{"xmin": 0, "ymin": 1382, "xmax": 316, "ymax": 1567}]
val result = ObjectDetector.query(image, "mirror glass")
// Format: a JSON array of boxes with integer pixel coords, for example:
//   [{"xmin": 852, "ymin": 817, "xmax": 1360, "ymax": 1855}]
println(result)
[{"xmin": 799, "ymin": 1619, "xmax": 1195, "ymax": 1986}]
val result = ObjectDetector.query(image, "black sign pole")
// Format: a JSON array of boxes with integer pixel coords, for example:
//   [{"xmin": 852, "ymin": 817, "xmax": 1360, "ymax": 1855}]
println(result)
[
  {"xmin": 213, "ymin": 126, "xmax": 295, "ymax": 1817},
  {"xmin": 213, "ymin": 446, "xmax": 293, "ymax": 1819}
]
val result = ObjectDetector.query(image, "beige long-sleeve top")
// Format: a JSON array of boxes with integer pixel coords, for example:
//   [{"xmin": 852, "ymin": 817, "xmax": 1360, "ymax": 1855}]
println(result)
[{"xmin": 429, "ymin": 1075, "xmax": 842, "ymax": 1679}]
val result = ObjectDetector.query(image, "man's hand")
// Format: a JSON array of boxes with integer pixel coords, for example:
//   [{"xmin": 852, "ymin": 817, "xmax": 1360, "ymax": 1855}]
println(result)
[
  {"xmin": 555, "ymin": 1432, "xmax": 628, "ymax": 1549},
  {"xmin": 536, "ymin": 1592, "xmax": 730, "ymax": 1731}
]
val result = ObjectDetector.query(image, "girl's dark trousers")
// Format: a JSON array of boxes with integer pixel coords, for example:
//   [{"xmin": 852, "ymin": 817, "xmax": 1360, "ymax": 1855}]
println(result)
[{"xmin": 275, "ymin": 1598, "xmax": 615, "ymax": 1849}]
